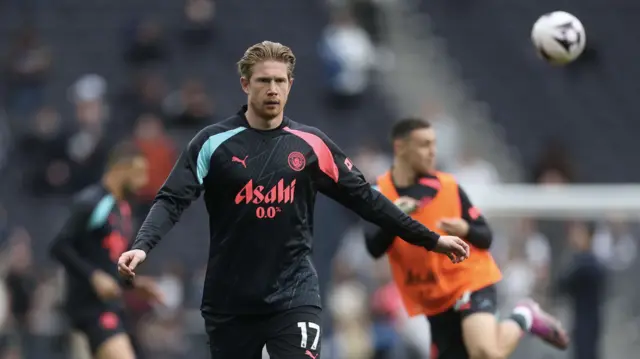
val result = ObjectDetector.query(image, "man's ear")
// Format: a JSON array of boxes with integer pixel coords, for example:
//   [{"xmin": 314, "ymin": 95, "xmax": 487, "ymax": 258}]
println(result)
[
  {"xmin": 392, "ymin": 138, "xmax": 405, "ymax": 155},
  {"xmin": 240, "ymin": 77, "xmax": 250, "ymax": 95}
]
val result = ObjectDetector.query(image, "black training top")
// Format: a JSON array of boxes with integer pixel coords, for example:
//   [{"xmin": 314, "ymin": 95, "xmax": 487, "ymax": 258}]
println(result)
[{"xmin": 132, "ymin": 106, "xmax": 441, "ymax": 315}]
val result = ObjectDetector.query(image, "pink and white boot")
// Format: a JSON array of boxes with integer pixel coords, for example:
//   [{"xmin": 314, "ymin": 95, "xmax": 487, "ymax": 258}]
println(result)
[{"xmin": 512, "ymin": 299, "xmax": 570, "ymax": 350}]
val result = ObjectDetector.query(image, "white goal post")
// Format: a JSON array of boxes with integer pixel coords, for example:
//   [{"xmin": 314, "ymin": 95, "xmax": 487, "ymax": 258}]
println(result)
[{"xmin": 464, "ymin": 184, "xmax": 640, "ymax": 219}]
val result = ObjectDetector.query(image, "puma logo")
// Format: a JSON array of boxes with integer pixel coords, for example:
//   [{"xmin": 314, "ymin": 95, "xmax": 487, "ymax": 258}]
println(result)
[
  {"xmin": 231, "ymin": 155, "xmax": 248, "ymax": 168},
  {"xmin": 305, "ymin": 350, "xmax": 318, "ymax": 359}
]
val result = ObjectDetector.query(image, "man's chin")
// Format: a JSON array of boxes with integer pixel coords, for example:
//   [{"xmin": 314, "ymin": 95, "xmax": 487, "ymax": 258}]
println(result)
[
  {"xmin": 419, "ymin": 167, "xmax": 435, "ymax": 176},
  {"xmin": 260, "ymin": 108, "xmax": 282, "ymax": 120}
]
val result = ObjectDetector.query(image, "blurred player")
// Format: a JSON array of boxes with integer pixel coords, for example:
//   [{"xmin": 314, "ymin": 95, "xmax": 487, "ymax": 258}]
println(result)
[
  {"xmin": 117, "ymin": 41, "xmax": 470, "ymax": 359},
  {"xmin": 366, "ymin": 118, "xmax": 569, "ymax": 359},
  {"xmin": 50, "ymin": 142, "xmax": 163, "ymax": 359}
]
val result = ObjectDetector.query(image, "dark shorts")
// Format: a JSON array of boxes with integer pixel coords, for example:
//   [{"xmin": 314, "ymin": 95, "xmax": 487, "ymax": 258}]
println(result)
[
  {"xmin": 69, "ymin": 308, "xmax": 128, "ymax": 354},
  {"xmin": 429, "ymin": 284, "xmax": 498, "ymax": 359},
  {"xmin": 204, "ymin": 305, "xmax": 322, "ymax": 359}
]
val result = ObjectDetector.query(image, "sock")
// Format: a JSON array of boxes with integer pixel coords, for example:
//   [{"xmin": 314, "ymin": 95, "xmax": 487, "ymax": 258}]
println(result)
[{"xmin": 509, "ymin": 306, "xmax": 533, "ymax": 332}]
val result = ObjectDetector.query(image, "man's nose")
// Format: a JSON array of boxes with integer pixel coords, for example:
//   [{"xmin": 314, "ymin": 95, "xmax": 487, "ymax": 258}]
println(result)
[{"xmin": 267, "ymin": 81, "xmax": 278, "ymax": 93}]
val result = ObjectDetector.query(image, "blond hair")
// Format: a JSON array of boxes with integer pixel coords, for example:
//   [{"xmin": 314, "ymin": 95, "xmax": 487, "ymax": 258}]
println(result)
[{"xmin": 237, "ymin": 41, "xmax": 296, "ymax": 80}]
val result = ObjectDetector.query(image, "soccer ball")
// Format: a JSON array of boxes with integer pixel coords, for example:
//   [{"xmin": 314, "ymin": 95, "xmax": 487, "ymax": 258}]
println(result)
[{"xmin": 531, "ymin": 11, "xmax": 586, "ymax": 65}]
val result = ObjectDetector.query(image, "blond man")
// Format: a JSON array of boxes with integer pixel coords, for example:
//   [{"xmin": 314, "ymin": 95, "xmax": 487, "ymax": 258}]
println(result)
[{"xmin": 118, "ymin": 41, "xmax": 469, "ymax": 359}]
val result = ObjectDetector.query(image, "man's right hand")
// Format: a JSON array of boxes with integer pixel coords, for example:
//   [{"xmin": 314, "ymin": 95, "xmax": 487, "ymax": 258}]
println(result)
[
  {"xmin": 117, "ymin": 249, "xmax": 147, "ymax": 280},
  {"xmin": 394, "ymin": 196, "xmax": 420, "ymax": 214},
  {"xmin": 432, "ymin": 236, "xmax": 470, "ymax": 263},
  {"xmin": 91, "ymin": 270, "xmax": 122, "ymax": 301}
]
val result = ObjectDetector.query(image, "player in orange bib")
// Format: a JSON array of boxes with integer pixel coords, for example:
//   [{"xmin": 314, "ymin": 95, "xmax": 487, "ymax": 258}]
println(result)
[{"xmin": 365, "ymin": 118, "xmax": 569, "ymax": 359}]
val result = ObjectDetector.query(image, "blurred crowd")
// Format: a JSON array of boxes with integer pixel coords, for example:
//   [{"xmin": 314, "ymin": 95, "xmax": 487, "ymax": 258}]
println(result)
[{"xmin": 1, "ymin": 0, "xmax": 640, "ymax": 359}]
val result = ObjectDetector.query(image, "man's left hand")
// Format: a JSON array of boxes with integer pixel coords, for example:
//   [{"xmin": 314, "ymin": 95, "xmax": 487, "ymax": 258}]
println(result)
[{"xmin": 438, "ymin": 218, "xmax": 470, "ymax": 238}]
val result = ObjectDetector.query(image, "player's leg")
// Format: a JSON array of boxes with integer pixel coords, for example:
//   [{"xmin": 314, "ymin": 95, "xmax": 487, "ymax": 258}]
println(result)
[
  {"xmin": 460, "ymin": 285, "xmax": 521, "ymax": 359},
  {"xmin": 511, "ymin": 299, "xmax": 569, "ymax": 350},
  {"xmin": 264, "ymin": 306, "xmax": 322, "ymax": 359},
  {"xmin": 459, "ymin": 285, "xmax": 519, "ymax": 359},
  {"xmin": 460, "ymin": 287, "xmax": 569, "ymax": 359},
  {"xmin": 74, "ymin": 310, "xmax": 135, "ymax": 359},
  {"xmin": 126, "ymin": 331, "xmax": 146, "ymax": 359},
  {"xmin": 461, "ymin": 313, "xmax": 521, "ymax": 359},
  {"xmin": 427, "ymin": 309, "xmax": 465, "ymax": 359},
  {"xmin": 121, "ymin": 312, "xmax": 146, "ymax": 359},
  {"xmin": 204, "ymin": 312, "xmax": 265, "ymax": 359},
  {"xmin": 95, "ymin": 333, "xmax": 136, "ymax": 359}
]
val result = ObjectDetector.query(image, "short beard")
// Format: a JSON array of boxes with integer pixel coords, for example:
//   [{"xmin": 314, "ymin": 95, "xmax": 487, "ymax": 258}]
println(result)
[{"xmin": 250, "ymin": 100, "xmax": 279, "ymax": 121}]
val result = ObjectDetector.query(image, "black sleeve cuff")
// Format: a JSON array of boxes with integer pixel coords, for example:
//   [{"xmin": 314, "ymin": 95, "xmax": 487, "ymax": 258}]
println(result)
[
  {"xmin": 131, "ymin": 242, "xmax": 151, "ymax": 254},
  {"xmin": 423, "ymin": 232, "xmax": 440, "ymax": 251}
]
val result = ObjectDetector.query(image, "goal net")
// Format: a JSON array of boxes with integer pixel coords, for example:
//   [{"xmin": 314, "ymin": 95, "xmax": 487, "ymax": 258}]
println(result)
[{"xmin": 465, "ymin": 184, "xmax": 640, "ymax": 359}]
